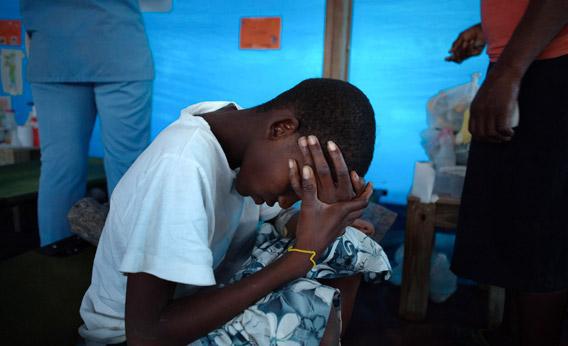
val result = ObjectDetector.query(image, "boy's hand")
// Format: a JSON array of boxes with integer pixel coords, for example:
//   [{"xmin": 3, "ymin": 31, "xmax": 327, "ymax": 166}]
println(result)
[
  {"xmin": 297, "ymin": 136, "xmax": 367, "ymax": 204},
  {"xmin": 445, "ymin": 23, "xmax": 485, "ymax": 64},
  {"xmin": 288, "ymin": 161, "xmax": 373, "ymax": 260}
]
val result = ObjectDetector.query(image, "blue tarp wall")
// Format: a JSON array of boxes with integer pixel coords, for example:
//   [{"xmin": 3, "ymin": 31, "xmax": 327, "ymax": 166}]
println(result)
[{"xmin": 2, "ymin": 0, "xmax": 488, "ymax": 204}]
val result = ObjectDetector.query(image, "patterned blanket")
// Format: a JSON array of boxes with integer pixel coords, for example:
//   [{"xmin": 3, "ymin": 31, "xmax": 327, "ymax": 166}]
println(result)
[{"xmin": 196, "ymin": 221, "xmax": 391, "ymax": 346}]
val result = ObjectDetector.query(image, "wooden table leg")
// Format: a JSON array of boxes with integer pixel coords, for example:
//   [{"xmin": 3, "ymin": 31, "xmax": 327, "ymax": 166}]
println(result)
[{"xmin": 399, "ymin": 198, "xmax": 436, "ymax": 320}]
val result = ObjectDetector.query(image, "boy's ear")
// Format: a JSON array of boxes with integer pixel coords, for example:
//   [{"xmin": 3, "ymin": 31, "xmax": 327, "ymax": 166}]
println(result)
[{"xmin": 269, "ymin": 117, "xmax": 299, "ymax": 139}]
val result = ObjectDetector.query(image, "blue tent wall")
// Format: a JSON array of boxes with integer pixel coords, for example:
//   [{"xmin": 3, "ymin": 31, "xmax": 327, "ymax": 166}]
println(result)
[
  {"xmin": 88, "ymin": 0, "xmax": 327, "ymax": 156},
  {"xmin": 350, "ymin": 0, "xmax": 488, "ymax": 204},
  {"xmin": 3, "ymin": 0, "xmax": 488, "ymax": 205}
]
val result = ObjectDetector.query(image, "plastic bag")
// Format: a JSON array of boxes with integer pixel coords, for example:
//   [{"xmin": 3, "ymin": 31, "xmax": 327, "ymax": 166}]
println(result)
[
  {"xmin": 388, "ymin": 244, "xmax": 405, "ymax": 286},
  {"xmin": 426, "ymin": 73, "xmax": 480, "ymax": 132},
  {"xmin": 388, "ymin": 245, "xmax": 458, "ymax": 303},
  {"xmin": 429, "ymin": 252, "xmax": 458, "ymax": 303},
  {"xmin": 421, "ymin": 73, "xmax": 480, "ymax": 167},
  {"xmin": 433, "ymin": 128, "xmax": 456, "ymax": 169}
]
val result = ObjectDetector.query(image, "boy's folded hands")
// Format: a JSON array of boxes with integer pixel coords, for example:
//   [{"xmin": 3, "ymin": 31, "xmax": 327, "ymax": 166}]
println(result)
[
  {"xmin": 288, "ymin": 135, "xmax": 373, "ymax": 266},
  {"xmin": 296, "ymin": 135, "xmax": 367, "ymax": 202}
]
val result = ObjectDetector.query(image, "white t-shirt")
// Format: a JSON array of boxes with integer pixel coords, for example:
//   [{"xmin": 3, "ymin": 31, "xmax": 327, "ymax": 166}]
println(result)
[{"xmin": 79, "ymin": 101, "xmax": 281, "ymax": 344}]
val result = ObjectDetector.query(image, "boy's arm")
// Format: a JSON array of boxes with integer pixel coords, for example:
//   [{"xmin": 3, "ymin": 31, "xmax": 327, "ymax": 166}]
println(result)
[
  {"xmin": 126, "ymin": 252, "xmax": 311, "ymax": 346},
  {"xmin": 281, "ymin": 137, "xmax": 371, "ymax": 335},
  {"xmin": 126, "ymin": 159, "xmax": 373, "ymax": 345},
  {"xmin": 470, "ymin": 0, "xmax": 568, "ymax": 142}
]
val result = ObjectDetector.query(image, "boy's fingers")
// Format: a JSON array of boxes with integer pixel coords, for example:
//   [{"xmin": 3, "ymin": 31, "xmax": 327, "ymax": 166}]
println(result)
[
  {"xmin": 307, "ymin": 136, "xmax": 334, "ymax": 192},
  {"xmin": 357, "ymin": 182, "xmax": 374, "ymax": 202},
  {"xmin": 301, "ymin": 165, "xmax": 318, "ymax": 206},
  {"xmin": 328, "ymin": 140, "xmax": 353, "ymax": 200},
  {"xmin": 298, "ymin": 136, "xmax": 314, "ymax": 168},
  {"xmin": 351, "ymin": 171, "xmax": 364, "ymax": 196},
  {"xmin": 289, "ymin": 159, "xmax": 302, "ymax": 198}
]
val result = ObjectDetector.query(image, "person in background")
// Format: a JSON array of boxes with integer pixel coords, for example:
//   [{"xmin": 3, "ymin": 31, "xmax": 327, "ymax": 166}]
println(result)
[
  {"xmin": 19, "ymin": 0, "xmax": 154, "ymax": 250},
  {"xmin": 447, "ymin": 1, "xmax": 568, "ymax": 345}
]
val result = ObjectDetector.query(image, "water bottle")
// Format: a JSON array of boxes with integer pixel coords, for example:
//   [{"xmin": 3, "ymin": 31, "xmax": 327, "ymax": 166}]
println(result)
[{"xmin": 433, "ymin": 128, "xmax": 456, "ymax": 169}]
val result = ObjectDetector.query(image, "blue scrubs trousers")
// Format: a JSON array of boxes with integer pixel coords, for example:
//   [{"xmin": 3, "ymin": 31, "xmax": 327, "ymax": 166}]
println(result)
[{"xmin": 31, "ymin": 81, "xmax": 152, "ymax": 246}]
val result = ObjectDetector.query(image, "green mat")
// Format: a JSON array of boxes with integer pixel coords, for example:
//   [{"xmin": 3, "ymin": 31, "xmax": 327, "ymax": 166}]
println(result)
[
  {"xmin": 0, "ymin": 247, "xmax": 96, "ymax": 345},
  {"xmin": 0, "ymin": 158, "xmax": 106, "ymax": 206}
]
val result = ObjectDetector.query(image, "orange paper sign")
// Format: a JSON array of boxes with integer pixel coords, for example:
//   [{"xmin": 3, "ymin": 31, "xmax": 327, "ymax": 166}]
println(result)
[
  {"xmin": 240, "ymin": 17, "xmax": 281, "ymax": 50},
  {"xmin": 0, "ymin": 20, "xmax": 22, "ymax": 46}
]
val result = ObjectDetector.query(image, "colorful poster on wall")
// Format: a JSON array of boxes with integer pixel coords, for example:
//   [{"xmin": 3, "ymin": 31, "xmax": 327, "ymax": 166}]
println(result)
[
  {"xmin": 1, "ymin": 49, "xmax": 23, "ymax": 96},
  {"xmin": 240, "ymin": 17, "xmax": 281, "ymax": 50},
  {"xmin": 0, "ymin": 20, "xmax": 22, "ymax": 46}
]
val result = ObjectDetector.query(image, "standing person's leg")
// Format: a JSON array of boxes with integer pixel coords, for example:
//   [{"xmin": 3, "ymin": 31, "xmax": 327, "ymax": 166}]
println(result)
[
  {"xmin": 31, "ymin": 83, "xmax": 97, "ymax": 246},
  {"xmin": 94, "ymin": 81, "xmax": 152, "ymax": 195},
  {"xmin": 453, "ymin": 55, "xmax": 568, "ymax": 346},
  {"xmin": 500, "ymin": 289, "xmax": 521, "ymax": 345},
  {"xmin": 517, "ymin": 289, "xmax": 568, "ymax": 346}
]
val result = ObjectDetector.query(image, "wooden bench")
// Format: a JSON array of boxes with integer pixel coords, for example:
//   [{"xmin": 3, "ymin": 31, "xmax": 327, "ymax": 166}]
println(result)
[
  {"xmin": 0, "ymin": 158, "xmax": 107, "ymax": 233},
  {"xmin": 399, "ymin": 195, "xmax": 505, "ymax": 327}
]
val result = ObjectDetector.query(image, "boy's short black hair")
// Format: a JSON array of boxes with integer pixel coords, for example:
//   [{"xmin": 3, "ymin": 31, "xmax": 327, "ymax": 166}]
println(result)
[{"xmin": 259, "ymin": 78, "xmax": 376, "ymax": 176}]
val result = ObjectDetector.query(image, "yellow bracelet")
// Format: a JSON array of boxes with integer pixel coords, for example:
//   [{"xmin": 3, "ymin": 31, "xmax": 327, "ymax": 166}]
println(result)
[{"xmin": 287, "ymin": 246, "xmax": 317, "ymax": 269}]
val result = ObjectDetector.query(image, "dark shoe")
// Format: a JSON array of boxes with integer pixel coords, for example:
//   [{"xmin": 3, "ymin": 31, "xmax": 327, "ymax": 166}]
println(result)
[{"xmin": 39, "ymin": 235, "xmax": 91, "ymax": 257}]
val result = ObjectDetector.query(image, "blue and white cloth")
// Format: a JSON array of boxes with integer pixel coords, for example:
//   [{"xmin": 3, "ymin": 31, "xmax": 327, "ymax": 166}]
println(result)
[{"xmin": 197, "ymin": 222, "xmax": 391, "ymax": 345}]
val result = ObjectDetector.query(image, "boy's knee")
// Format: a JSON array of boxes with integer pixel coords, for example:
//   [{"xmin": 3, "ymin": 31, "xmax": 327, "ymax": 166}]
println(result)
[{"xmin": 321, "ymin": 305, "xmax": 341, "ymax": 346}]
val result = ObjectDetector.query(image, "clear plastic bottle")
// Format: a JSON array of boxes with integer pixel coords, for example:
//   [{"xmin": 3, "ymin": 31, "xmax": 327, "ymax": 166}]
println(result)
[{"xmin": 433, "ymin": 128, "xmax": 456, "ymax": 169}]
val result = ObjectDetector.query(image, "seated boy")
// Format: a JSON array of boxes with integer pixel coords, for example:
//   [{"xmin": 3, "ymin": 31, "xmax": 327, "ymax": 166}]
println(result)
[{"xmin": 79, "ymin": 78, "xmax": 378, "ymax": 345}]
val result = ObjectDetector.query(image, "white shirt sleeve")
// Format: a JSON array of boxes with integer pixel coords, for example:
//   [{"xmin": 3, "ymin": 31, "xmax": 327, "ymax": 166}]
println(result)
[
  {"xmin": 119, "ymin": 156, "xmax": 216, "ymax": 286},
  {"xmin": 259, "ymin": 204, "xmax": 282, "ymax": 222}
]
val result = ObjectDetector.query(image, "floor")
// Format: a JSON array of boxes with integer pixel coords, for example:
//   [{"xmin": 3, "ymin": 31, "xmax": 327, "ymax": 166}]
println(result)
[
  {"xmin": 2, "ymin": 204, "xmax": 568, "ymax": 345},
  {"xmin": 0, "ymin": 244, "xmax": 489, "ymax": 346}
]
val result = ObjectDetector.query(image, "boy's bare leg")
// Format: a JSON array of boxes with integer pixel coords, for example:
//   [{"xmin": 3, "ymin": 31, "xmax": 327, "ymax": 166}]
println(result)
[
  {"xmin": 321, "ymin": 304, "xmax": 341, "ymax": 346},
  {"xmin": 319, "ymin": 274, "xmax": 362, "ymax": 336}
]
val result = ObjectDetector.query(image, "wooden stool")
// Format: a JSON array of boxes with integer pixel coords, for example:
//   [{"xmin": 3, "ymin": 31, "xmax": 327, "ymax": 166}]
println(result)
[{"xmin": 399, "ymin": 195, "xmax": 505, "ymax": 327}]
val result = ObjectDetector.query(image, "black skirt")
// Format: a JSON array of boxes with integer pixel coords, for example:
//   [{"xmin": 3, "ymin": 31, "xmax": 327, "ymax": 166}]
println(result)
[{"xmin": 451, "ymin": 55, "xmax": 568, "ymax": 292}]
